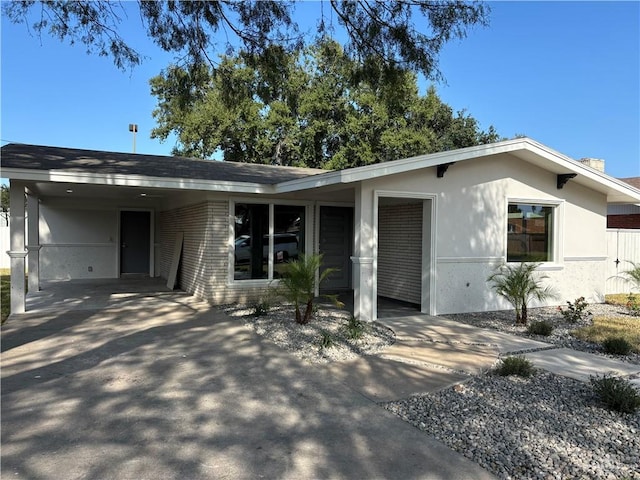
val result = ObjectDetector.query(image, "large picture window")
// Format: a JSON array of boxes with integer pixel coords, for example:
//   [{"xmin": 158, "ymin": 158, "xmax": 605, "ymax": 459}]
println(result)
[
  {"xmin": 234, "ymin": 203, "xmax": 305, "ymax": 280},
  {"xmin": 507, "ymin": 203, "xmax": 553, "ymax": 262}
]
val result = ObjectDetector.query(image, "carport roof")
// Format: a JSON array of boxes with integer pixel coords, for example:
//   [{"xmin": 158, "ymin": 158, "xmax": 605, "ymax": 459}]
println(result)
[{"xmin": 0, "ymin": 143, "xmax": 325, "ymax": 185}]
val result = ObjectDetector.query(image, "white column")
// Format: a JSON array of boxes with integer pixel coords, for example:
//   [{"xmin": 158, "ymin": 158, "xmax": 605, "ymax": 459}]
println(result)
[
  {"xmin": 8, "ymin": 181, "xmax": 27, "ymax": 315},
  {"xmin": 351, "ymin": 184, "xmax": 376, "ymax": 321},
  {"xmin": 27, "ymin": 193, "xmax": 41, "ymax": 293}
]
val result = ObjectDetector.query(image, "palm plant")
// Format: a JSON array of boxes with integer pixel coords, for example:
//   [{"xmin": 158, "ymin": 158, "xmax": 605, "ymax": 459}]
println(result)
[
  {"xmin": 279, "ymin": 253, "xmax": 338, "ymax": 324},
  {"xmin": 620, "ymin": 261, "xmax": 640, "ymax": 292},
  {"xmin": 487, "ymin": 262, "xmax": 558, "ymax": 325}
]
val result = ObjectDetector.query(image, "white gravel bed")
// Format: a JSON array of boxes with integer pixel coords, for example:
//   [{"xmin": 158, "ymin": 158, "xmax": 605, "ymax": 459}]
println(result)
[
  {"xmin": 224, "ymin": 303, "xmax": 395, "ymax": 364},
  {"xmin": 445, "ymin": 303, "xmax": 640, "ymax": 365},
  {"xmin": 383, "ymin": 371, "xmax": 640, "ymax": 480}
]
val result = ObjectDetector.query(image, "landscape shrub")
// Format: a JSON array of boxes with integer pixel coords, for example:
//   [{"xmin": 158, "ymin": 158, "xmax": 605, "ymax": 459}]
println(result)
[
  {"xmin": 626, "ymin": 293, "xmax": 640, "ymax": 316},
  {"xmin": 252, "ymin": 299, "xmax": 271, "ymax": 317},
  {"xmin": 602, "ymin": 337, "xmax": 633, "ymax": 355},
  {"xmin": 495, "ymin": 356, "xmax": 535, "ymax": 378},
  {"xmin": 343, "ymin": 315, "xmax": 367, "ymax": 340},
  {"xmin": 558, "ymin": 296, "xmax": 591, "ymax": 323},
  {"xmin": 590, "ymin": 375, "xmax": 640, "ymax": 414},
  {"xmin": 527, "ymin": 320, "xmax": 553, "ymax": 336},
  {"xmin": 318, "ymin": 330, "xmax": 335, "ymax": 349}
]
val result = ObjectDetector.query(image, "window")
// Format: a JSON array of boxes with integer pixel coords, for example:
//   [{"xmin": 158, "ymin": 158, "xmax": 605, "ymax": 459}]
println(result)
[
  {"xmin": 234, "ymin": 203, "xmax": 305, "ymax": 281},
  {"xmin": 507, "ymin": 203, "xmax": 553, "ymax": 262}
]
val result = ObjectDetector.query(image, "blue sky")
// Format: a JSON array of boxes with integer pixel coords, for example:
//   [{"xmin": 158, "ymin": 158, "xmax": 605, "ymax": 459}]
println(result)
[{"xmin": 1, "ymin": 1, "xmax": 639, "ymax": 178}]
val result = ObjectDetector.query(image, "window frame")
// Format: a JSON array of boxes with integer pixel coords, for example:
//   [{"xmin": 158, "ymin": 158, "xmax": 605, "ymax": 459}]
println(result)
[
  {"xmin": 228, "ymin": 198, "xmax": 312, "ymax": 285},
  {"xmin": 505, "ymin": 198, "xmax": 564, "ymax": 267}
]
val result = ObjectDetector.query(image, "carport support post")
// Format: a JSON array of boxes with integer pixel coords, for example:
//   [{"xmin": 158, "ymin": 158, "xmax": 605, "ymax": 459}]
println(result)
[
  {"xmin": 27, "ymin": 193, "xmax": 41, "ymax": 293},
  {"xmin": 352, "ymin": 184, "xmax": 375, "ymax": 322},
  {"xmin": 8, "ymin": 180, "xmax": 27, "ymax": 315}
]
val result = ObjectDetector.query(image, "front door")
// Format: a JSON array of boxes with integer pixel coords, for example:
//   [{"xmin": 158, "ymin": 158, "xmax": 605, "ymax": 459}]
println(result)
[
  {"xmin": 120, "ymin": 211, "xmax": 150, "ymax": 275},
  {"xmin": 319, "ymin": 206, "xmax": 353, "ymax": 290}
]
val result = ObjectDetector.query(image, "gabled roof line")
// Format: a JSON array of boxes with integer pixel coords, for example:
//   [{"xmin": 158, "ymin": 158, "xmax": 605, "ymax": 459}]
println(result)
[{"xmin": 275, "ymin": 137, "xmax": 640, "ymax": 204}]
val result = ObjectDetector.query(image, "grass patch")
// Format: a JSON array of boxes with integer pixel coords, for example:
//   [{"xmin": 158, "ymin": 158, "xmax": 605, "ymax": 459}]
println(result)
[
  {"xmin": 605, "ymin": 294, "xmax": 634, "ymax": 306},
  {"xmin": 572, "ymin": 316, "xmax": 640, "ymax": 353}
]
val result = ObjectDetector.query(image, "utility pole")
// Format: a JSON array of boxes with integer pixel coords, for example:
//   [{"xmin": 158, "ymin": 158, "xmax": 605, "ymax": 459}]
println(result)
[{"xmin": 128, "ymin": 123, "xmax": 138, "ymax": 153}]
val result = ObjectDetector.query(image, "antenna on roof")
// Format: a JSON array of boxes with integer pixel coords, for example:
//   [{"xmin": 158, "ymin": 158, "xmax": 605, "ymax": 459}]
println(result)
[{"xmin": 128, "ymin": 124, "xmax": 138, "ymax": 153}]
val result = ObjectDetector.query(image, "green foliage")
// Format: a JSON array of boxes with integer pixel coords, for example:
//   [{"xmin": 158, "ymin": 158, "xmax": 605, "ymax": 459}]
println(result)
[
  {"xmin": 626, "ymin": 293, "xmax": 640, "ymax": 316},
  {"xmin": 3, "ymin": 1, "xmax": 489, "ymax": 80},
  {"xmin": 1, "ymin": 270, "xmax": 10, "ymax": 324},
  {"xmin": 0, "ymin": 185, "xmax": 9, "ymax": 226},
  {"xmin": 558, "ymin": 296, "xmax": 591, "ymax": 323},
  {"xmin": 150, "ymin": 38, "xmax": 499, "ymax": 167},
  {"xmin": 487, "ymin": 262, "xmax": 558, "ymax": 325},
  {"xmin": 252, "ymin": 300, "xmax": 271, "ymax": 317},
  {"xmin": 252, "ymin": 287, "xmax": 277, "ymax": 316},
  {"xmin": 602, "ymin": 337, "xmax": 633, "ymax": 356},
  {"xmin": 590, "ymin": 375, "xmax": 640, "ymax": 413},
  {"xmin": 619, "ymin": 261, "xmax": 640, "ymax": 292},
  {"xmin": 318, "ymin": 330, "xmax": 335, "ymax": 349},
  {"xmin": 278, "ymin": 254, "xmax": 337, "ymax": 325},
  {"xmin": 343, "ymin": 315, "xmax": 367, "ymax": 340},
  {"xmin": 495, "ymin": 356, "xmax": 535, "ymax": 378},
  {"xmin": 527, "ymin": 320, "xmax": 553, "ymax": 336}
]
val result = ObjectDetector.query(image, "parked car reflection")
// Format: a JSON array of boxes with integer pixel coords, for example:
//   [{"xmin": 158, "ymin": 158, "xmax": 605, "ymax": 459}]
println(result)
[{"xmin": 234, "ymin": 233, "xmax": 299, "ymax": 263}]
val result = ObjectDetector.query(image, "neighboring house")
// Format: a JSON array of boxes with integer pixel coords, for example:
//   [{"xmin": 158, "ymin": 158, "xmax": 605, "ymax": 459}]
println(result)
[
  {"xmin": 3, "ymin": 138, "xmax": 640, "ymax": 320},
  {"xmin": 607, "ymin": 177, "xmax": 640, "ymax": 229}
]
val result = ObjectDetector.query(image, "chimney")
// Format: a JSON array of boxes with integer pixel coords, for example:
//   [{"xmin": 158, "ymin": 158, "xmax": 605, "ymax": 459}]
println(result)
[{"xmin": 580, "ymin": 157, "xmax": 605, "ymax": 172}]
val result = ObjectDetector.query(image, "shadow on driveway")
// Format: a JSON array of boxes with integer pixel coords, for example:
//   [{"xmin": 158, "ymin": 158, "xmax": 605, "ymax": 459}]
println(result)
[{"xmin": 1, "ymin": 295, "xmax": 496, "ymax": 479}]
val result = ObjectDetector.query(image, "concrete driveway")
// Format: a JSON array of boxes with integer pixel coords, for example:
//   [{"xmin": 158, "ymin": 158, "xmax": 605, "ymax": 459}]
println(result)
[{"xmin": 1, "ymin": 287, "xmax": 495, "ymax": 480}]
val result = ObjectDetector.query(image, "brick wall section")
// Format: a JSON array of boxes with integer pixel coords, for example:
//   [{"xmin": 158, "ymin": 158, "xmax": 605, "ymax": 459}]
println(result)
[
  {"xmin": 607, "ymin": 214, "xmax": 640, "ymax": 229},
  {"xmin": 377, "ymin": 203, "xmax": 422, "ymax": 304},
  {"xmin": 158, "ymin": 202, "xmax": 214, "ymax": 299},
  {"xmin": 158, "ymin": 201, "xmax": 232, "ymax": 300}
]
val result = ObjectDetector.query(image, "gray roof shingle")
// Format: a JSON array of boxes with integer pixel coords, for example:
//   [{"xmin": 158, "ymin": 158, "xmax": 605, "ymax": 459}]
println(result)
[{"xmin": 0, "ymin": 143, "xmax": 325, "ymax": 184}]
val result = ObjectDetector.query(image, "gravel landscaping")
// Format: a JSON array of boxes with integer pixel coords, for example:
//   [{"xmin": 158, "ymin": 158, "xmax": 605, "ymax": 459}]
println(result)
[
  {"xmin": 225, "ymin": 303, "xmax": 395, "ymax": 364},
  {"xmin": 226, "ymin": 301, "xmax": 640, "ymax": 480},
  {"xmin": 446, "ymin": 303, "xmax": 640, "ymax": 365},
  {"xmin": 382, "ymin": 372, "xmax": 640, "ymax": 480}
]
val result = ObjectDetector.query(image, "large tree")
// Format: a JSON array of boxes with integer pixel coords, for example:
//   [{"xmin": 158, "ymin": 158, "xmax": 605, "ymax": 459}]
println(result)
[
  {"xmin": 0, "ymin": 185, "xmax": 9, "ymax": 227},
  {"xmin": 3, "ymin": 1, "xmax": 489, "ymax": 80},
  {"xmin": 150, "ymin": 39, "xmax": 499, "ymax": 169}
]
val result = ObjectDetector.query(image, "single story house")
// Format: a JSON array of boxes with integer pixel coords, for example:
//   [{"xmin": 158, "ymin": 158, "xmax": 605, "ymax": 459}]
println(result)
[{"xmin": 3, "ymin": 138, "xmax": 640, "ymax": 320}]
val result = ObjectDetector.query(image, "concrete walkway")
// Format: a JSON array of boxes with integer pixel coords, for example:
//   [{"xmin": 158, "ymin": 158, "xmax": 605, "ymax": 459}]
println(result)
[
  {"xmin": 363, "ymin": 315, "xmax": 640, "ymax": 397},
  {"xmin": 2, "ymin": 288, "xmax": 497, "ymax": 480}
]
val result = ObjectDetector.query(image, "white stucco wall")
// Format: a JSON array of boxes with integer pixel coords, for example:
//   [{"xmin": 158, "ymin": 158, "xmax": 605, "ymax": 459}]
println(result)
[{"xmin": 358, "ymin": 153, "xmax": 608, "ymax": 315}]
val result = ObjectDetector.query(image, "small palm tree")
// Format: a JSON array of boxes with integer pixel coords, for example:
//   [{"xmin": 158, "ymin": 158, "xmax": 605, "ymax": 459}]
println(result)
[
  {"xmin": 487, "ymin": 262, "xmax": 558, "ymax": 325},
  {"xmin": 279, "ymin": 253, "xmax": 338, "ymax": 324},
  {"xmin": 620, "ymin": 261, "xmax": 640, "ymax": 292}
]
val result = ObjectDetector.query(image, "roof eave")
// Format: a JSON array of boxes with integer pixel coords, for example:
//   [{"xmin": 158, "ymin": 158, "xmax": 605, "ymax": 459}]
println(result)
[{"xmin": 1, "ymin": 167, "xmax": 276, "ymax": 195}]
